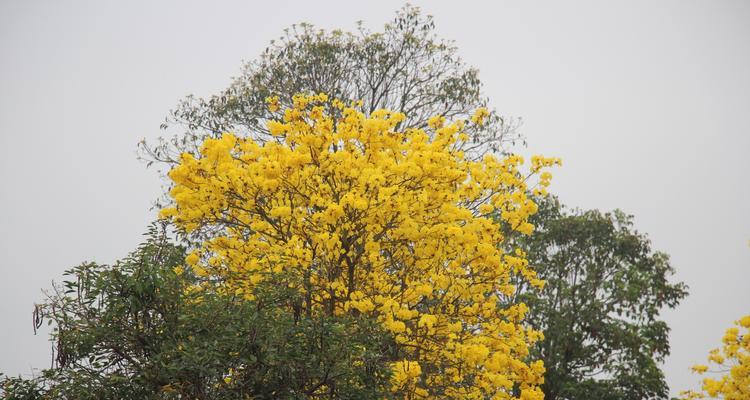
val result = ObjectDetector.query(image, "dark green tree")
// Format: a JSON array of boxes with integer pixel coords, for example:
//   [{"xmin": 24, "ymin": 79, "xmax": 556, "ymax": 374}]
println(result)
[
  {"xmin": 517, "ymin": 197, "xmax": 689, "ymax": 400},
  {"xmin": 1, "ymin": 226, "xmax": 392, "ymax": 400}
]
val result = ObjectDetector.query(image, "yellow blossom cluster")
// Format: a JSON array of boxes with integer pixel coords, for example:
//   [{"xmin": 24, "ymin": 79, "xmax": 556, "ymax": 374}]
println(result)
[
  {"xmin": 161, "ymin": 94, "xmax": 559, "ymax": 399},
  {"xmin": 681, "ymin": 315, "xmax": 750, "ymax": 400},
  {"xmin": 470, "ymin": 107, "xmax": 490, "ymax": 126}
]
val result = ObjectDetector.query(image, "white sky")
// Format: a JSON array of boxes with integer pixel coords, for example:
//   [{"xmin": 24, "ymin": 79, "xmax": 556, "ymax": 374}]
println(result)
[{"xmin": 1, "ymin": 1, "xmax": 748, "ymax": 396}]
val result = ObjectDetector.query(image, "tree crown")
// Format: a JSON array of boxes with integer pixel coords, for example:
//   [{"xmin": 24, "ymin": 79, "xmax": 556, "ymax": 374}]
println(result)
[
  {"xmin": 140, "ymin": 5, "xmax": 521, "ymax": 172},
  {"xmin": 160, "ymin": 94, "xmax": 559, "ymax": 399}
]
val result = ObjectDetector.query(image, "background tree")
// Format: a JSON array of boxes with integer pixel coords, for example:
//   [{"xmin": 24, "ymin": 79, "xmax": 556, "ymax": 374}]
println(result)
[
  {"xmin": 1, "ymin": 226, "xmax": 392, "ymax": 400},
  {"xmin": 140, "ymin": 5, "xmax": 522, "ymax": 170},
  {"xmin": 515, "ymin": 197, "xmax": 689, "ymax": 400}
]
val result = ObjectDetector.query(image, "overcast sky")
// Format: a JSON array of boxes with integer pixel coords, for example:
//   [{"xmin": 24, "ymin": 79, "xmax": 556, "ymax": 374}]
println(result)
[{"xmin": 1, "ymin": 0, "xmax": 748, "ymax": 396}]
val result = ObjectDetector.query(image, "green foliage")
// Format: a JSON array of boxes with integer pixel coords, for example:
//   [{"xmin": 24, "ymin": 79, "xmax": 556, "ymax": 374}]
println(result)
[
  {"xmin": 140, "ymin": 5, "xmax": 521, "ymax": 169},
  {"xmin": 517, "ymin": 197, "xmax": 689, "ymax": 400},
  {"xmin": 1, "ymin": 225, "xmax": 392, "ymax": 399}
]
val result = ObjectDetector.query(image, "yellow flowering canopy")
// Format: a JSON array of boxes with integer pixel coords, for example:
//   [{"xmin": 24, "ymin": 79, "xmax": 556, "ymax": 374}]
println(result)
[
  {"xmin": 681, "ymin": 315, "xmax": 750, "ymax": 400},
  {"xmin": 161, "ymin": 93, "xmax": 560, "ymax": 399}
]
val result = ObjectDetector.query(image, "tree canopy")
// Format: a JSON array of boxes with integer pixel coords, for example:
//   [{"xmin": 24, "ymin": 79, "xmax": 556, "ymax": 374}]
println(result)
[
  {"xmin": 140, "ymin": 5, "xmax": 521, "ymax": 170},
  {"xmin": 517, "ymin": 197, "xmax": 688, "ymax": 400},
  {"xmin": 159, "ymin": 94, "xmax": 558, "ymax": 399}
]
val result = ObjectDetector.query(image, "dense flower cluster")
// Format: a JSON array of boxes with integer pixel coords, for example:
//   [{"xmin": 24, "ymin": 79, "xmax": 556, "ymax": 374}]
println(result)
[
  {"xmin": 681, "ymin": 315, "xmax": 750, "ymax": 400},
  {"xmin": 161, "ymin": 94, "xmax": 559, "ymax": 399}
]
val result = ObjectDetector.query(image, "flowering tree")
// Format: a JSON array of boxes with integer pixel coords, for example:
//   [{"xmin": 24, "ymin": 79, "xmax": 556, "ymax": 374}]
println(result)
[
  {"xmin": 160, "ymin": 94, "xmax": 559, "ymax": 399},
  {"xmin": 680, "ymin": 315, "xmax": 750, "ymax": 400}
]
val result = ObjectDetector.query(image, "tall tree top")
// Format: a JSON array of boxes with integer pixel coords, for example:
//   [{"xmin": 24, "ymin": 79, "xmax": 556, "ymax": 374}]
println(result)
[{"xmin": 140, "ymin": 5, "xmax": 522, "ymax": 169}]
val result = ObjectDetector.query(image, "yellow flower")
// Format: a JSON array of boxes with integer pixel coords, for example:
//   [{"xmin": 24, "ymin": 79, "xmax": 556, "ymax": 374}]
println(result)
[
  {"xmin": 427, "ymin": 114, "xmax": 445, "ymax": 129},
  {"xmin": 265, "ymin": 95, "xmax": 280, "ymax": 112},
  {"xmin": 681, "ymin": 315, "xmax": 750, "ymax": 399},
  {"xmin": 185, "ymin": 252, "xmax": 199, "ymax": 266},
  {"xmin": 158, "ymin": 207, "xmax": 178, "ymax": 219},
  {"xmin": 470, "ymin": 107, "xmax": 490, "ymax": 125},
  {"xmin": 691, "ymin": 364, "xmax": 708, "ymax": 374}
]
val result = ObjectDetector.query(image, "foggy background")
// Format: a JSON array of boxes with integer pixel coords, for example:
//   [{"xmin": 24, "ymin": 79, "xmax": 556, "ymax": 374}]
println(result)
[{"xmin": 1, "ymin": 1, "xmax": 748, "ymax": 396}]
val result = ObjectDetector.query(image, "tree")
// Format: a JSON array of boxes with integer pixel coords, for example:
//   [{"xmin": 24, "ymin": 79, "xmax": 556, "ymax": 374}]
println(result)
[
  {"xmin": 1, "ymin": 226, "xmax": 392, "ymax": 400},
  {"xmin": 515, "ymin": 197, "xmax": 688, "ymax": 400},
  {"xmin": 680, "ymin": 315, "xmax": 750, "ymax": 400},
  {"xmin": 159, "ymin": 94, "xmax": 559, "ymax": 399},
  {"xmin": 140, "ymin": 5, "xmax": 522, "ymax": 171}
]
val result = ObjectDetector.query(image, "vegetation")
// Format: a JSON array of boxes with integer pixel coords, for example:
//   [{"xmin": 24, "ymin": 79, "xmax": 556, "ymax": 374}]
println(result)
[
  {"xmin": 519, "ymin": 197, "xmax": 688, "ymax": 400},
  {"xmin": 140, "ymin": 5, "xmax": 521, "ymax": 172},
  {"xmin": 1, "ymin": 226, "xmax": 392, "ymax": 399},
  {"xmin": 159, "ymin": 95, "xmax": 556, "ymax": 399},
  {"xmin": 680, "ymin": 316, "xmax": 750, "ymax": 400},
  {"xmin": 1, "ymin": 6, "xmax": 694, "ymax": 400}
]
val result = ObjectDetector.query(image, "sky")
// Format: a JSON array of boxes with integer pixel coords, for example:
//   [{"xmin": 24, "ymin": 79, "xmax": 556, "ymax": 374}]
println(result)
[{"xmin": 1, "ymin": 0, "xmax": 748, "ymax": 396}]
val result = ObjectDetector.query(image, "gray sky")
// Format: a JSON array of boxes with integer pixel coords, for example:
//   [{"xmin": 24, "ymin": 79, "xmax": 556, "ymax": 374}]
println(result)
[{"xmin": 1, "ymin": 0, "xmax": 748, "ymax": 396}]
